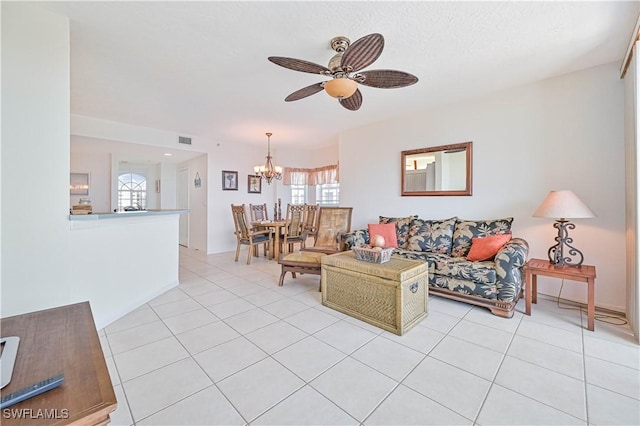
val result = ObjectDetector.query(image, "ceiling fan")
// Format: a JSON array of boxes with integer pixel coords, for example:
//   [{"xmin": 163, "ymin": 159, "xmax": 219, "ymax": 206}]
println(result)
[{"xmin": 268, "ymin": 33, "xmax": 418, "ymax": 111}]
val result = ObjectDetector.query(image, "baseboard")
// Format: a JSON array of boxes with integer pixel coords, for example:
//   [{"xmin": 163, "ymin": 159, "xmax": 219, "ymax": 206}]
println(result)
[{"xmin": 536, "ymin": 292, "xmax": 626, "ymax": 318}]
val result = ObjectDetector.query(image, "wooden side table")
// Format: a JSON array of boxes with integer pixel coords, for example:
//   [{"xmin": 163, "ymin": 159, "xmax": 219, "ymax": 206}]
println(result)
[
  {"xmin": 523, "ymin": 258, "xmax": 597, "ymax": 331},
  {"xmin": 1, "ymin": 302, "xmax": 117, "ymax": 425}
]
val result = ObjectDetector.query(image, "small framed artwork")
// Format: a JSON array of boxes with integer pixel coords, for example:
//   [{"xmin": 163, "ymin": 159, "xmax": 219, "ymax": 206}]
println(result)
[
  {"xmin": 248, "ymin": 175, "xmax": 262, "ymax": 194},
  {"xmin": 70, "ymin": 173, "xmax": 89, "ymax": 195},
  {"xmin": 222, "ymin": 170, "xmax": 238, "ymax": 191}
]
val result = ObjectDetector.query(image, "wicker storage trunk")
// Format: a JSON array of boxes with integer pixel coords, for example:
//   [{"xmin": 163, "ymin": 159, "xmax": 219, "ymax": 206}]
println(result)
[{"xmin": 321, "ymin": 251, "xmax": 429, "ymax": 335}]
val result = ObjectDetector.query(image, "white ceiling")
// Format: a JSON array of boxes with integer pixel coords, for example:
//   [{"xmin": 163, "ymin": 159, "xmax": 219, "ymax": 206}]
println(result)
[{"xmin": 39, "ymin": 1, "xmax": 639, "ymax": 149}]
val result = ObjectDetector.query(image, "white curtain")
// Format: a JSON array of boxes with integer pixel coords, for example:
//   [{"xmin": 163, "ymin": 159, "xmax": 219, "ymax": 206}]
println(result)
[{"xmin": 283, "ymin": 164, "xmax": 339, "ymax": 186}]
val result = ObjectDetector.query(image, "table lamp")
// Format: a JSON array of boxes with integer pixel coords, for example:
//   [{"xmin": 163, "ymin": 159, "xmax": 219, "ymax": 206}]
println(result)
[{"xmin": 532, "ymin": 190, "xmax": 595, "ymax": 267}]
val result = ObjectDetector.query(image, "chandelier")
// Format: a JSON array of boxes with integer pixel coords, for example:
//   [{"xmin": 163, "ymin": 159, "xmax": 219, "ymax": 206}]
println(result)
[{"xmin": 254, "ymin": 132, "xmax": 283, "ymax": 184}]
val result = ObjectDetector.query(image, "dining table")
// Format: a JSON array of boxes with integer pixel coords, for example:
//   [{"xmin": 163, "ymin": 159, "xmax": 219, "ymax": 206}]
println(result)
[{"xmin": 252, "ymin": 220, "xmax": 286, "ymax": 260}]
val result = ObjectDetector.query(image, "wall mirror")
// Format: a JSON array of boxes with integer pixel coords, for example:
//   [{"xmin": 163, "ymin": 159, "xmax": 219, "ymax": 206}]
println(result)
[{"xmin": 401, "ymin": 141, "xmax": 472, "ymax": 196}]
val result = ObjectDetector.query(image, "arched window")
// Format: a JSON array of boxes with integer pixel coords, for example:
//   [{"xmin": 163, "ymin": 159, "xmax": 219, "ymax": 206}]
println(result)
[{"xmin": 118, "ymin": 172, "xmax": 147, "ymax": 211}]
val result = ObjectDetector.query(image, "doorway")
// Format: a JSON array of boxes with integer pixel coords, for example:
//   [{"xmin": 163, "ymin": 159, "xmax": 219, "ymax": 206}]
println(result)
[{"xmin": 177, "ymin": 168, "xmax": 189, "ymax": 247}]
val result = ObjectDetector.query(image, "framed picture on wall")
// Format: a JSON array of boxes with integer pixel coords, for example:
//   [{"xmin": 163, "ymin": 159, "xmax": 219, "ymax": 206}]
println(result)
[
  {"xmin": 248, "ymin": 175, "xmax": 262, "ymax": 194},
  {"xmin": 222, "ymin": 170, "xmax": 238, "ymax": 191},
  {"xmin": 70, "ymin": 173, "xmax": 89, "ymax": 195}
]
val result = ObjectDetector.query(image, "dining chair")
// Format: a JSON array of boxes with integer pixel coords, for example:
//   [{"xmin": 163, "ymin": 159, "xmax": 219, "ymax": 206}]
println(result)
[
  {"xmin": 231, "ymin": 204, "xmax": 272, "ymax": 264},
  {"xmin": 249, "ymin": 203, "xmax": 269, "ymax": 222},
  {"xmin": 303, "ymin": 203, "xmax": 319, "ymax": 242},
  {"xmin": 302, "ymin": 207, "xmax": 353, "ymax": 254},
  {"xmin": 249, "ymin": 203, "xmax": 271, "ymax": 257},
  {"xmin": 280, "ymin": 204, "xmax": 307, "ymax": 257}
]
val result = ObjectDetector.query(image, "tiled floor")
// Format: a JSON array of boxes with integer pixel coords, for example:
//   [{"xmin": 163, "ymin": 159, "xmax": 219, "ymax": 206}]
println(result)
[{"xmin": 100, "ymin": 247, "xmax": 640, "ymax": 425}]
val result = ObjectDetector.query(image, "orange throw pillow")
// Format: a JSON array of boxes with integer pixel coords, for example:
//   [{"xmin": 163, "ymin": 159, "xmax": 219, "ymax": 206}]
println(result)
[
  {"xmin": 368, "ymin": 223, "xmax": 399, "ymax": 248},
  {"xmin": 466, "ymin": 234, "xmax": 512, "ymax": 261}
]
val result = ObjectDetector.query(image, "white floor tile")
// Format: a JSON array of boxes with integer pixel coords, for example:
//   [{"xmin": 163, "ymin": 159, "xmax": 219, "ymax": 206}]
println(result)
[
  {"xmin": 192, "ymin": 289, "xmax": 238, "ymax": 307},
  {"xmin": 464, "ymin": 306, "xmax": 523, "ymax": 333},
  {"xmin": 284, "ymin": 307, "xmax": 340, "ymax": 334},
  {"xmin": 418, "ymin": 310, "xmax": 461, "ymax": 333},
  {"xmin": 245, "ymin": 321, "xmax": 308, "ymax": 354},
  {"xmin": 449, "ymin": 319, "xmax": 513, "ymax": 353},
  {"xmin": 262, "ymin": 298, "xmax": 311, "ymax": 319},
  {"xmin": 147, "ymin": 287, "xmax": 189, "ymax": 306},
  {"xmin": 430, "ymin": 335, "xmax": 504, "ymax": 381},
  {"xmin": 429, "ymin": 296, "xmax": 473, "ymax": 318},
  {"xmin": 242, "ymin": 289, "xmax": 286, "ymax": 307},
  {"xmin": 273, "ymin": 336, "xmax": 345, "ymax": 381},
  {"xmin": 476, "ymin": 384, "xmax": 585, "ymax": 425},
  {"xmin": 226, "ymin": 282, "xmax": 269, "ymax": 297},
  {"xmin": 176, "ymin": 321, "xmax": 240, "ymax": 355},
  {"xmin": 253, "ymin": 385, "xmax": 358, "ymax": 425},
  {"xmin": 110, "ymin": 384, "xmax": 134, "ymax": 426},
  {"xmin": 381, "ymin": 325, "xmax": 445, "ymax": 354},
  {"xmin": 522, "ymin": 304, "xmax": 584, "ymax": 332},
  {"xmin": 162, "ymin": 308, "xmax": 219, "ymax": 334},
  {"xmin": 365, "ymin": 384, "xmax": 471, "ymax": 425},
  {"xmin": 206, "ymin": 298, "xmax": 257, "ymax": 319},
  {"xmin": 138, "ymin": 385, "xmax": 245, "ymax": 425},
  {"xmin": 586, "ymin": 383, "xmax": 640, "ymax": 426},
  {"xmin": 224, "ymin": 308, "xmax": 279, "ymax": 334},
  {"xmin": 584, "ymin": 334, "xmax": 640, "ymax": 370},
  {"xmin": 217, "ymin": 357, "xmax": 305, "ymax": 422},
  {"xmin": 507, "ymin": 335, "xmax": 584, "ymax": 380},
  {"xmin": 585, "ymin": 355, "xmax": 640, "ymax": 399},
  {"xmin": 107, "ymin": 320, "xmax": 172, "ymax": 355},
  {"xmin": 516, "ymin": 319, "xmax": 583, "ymax": 353},
  {"xmin": 351, "ymin": 336, "xmax": 425, "ymax": 381},
  {"xmin": 105, "ymin": 307, "xmax": 160, "ymax": 334},
  {"xmin": 194, "ymin": 337, "xmax": 267, "ymax": 382},
  {"xmin": 105, "ymin": 355, "xmax": 121, "ymax": 386},
  {"xmin": 150, "ymin": 297, "xmax": 202, "ymax": 319},
  {"xmin": 403, "ymin": 357, "xmax": 491, "ymax": 420},
  {"xmin": 314, "ymin": 320, "xmax": 378, "ymax": 354},
  {"xmin": 114, "ymin": 336, "xmax": 189, "ymax": 382},
  {"xmin": 122, "ymin": 357, "xmax": 212, "ymax": 421},
  {"xmin": 495, "ymin": 356, "xmax": 586, "ymax": 420},
  {"xmin": 310, "ymin": 357, "xmax": 398, "ymax": 422},
  {"xmin": 290, "ymin": 289, "xmax": 323, "ymax": 306}
]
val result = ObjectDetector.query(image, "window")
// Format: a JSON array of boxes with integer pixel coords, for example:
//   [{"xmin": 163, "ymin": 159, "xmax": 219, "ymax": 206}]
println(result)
[
  {"xmin": 291, "ymin": 184, "xmax": 306, "ymax": 205},
  {"xmin": 118, "ymin": 172, "xmax": 147, "ymax": 210},
  {"xmin": 316, "ymin": 183, "xmax": 340, "ymax": 206}
]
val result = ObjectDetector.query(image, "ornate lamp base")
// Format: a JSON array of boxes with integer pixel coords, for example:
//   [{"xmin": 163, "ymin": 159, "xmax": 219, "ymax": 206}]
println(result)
[{"xmin": 548, "ymin": 219, "xmax": 584, "ymax": 267}]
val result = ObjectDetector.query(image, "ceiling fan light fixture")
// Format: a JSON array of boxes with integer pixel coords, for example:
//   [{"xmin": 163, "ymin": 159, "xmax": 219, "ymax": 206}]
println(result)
[{"xmin": 324, "ymin": 78, "xmax": 358, "ymax": 99}]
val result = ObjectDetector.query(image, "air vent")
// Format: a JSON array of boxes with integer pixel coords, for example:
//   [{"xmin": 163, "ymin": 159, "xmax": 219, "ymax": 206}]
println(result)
[{"xmin": 178, "ymin": 136, "xmax": 192, "ymax": 145}]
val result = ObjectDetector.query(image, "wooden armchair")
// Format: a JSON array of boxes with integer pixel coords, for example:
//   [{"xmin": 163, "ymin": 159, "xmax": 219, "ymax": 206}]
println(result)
[
  {"xmin": 231, "ymin": 204, "xmax": 272, "ymax": 265},
  {"xmin": 249, "ymin": 203, "xmax": 271, "ymax": 257},
  {"xmin": 280, "ymin": 204, "xmax": 307, "ymax": 257},
  {"xmin": 302, "ymin": 207, "xmax": 353, "ymax": 254},
  {"xmin": 303, "ymin": 203, "xmax": 319, "ymax": 241}
]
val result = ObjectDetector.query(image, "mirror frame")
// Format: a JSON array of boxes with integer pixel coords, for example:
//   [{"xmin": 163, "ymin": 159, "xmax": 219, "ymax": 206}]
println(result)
[{"xmin": 401, "ymin": 141, "xmax": 473, "ymax": 196}]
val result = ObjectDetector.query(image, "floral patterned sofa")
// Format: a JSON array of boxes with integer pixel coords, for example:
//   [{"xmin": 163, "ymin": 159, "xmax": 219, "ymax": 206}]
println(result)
[{"xmin": 342, "ymin": 216, "xmax": 529, "ymax": 318}]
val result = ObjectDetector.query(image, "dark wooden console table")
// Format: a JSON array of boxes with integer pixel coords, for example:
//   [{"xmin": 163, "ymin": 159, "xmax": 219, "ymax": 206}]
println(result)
[{"xmin": 1, "ymin": 302, "xmax": 116, "ymax": 425}]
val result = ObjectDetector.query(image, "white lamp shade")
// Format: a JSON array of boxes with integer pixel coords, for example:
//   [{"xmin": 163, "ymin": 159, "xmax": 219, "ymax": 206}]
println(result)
[
  {"xmin": 533, "ymin": 190, "xmax": 596, "ymax": 219},
  {"xmin": 324, "ymin": 78, "xmax": 358, "ymax": 98}
]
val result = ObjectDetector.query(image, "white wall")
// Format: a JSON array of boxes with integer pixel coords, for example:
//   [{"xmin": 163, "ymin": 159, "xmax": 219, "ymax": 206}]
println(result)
[
  {"xmin": 1, "ymin": 3, "xmax": 72, "ymax": 317},
  {"xmin": 178, "ymin": 155, "xmax": 208, "ymax": 252},
  {"xmin": 70, "ymin": 147, "xmax": 111, "ymax": 212},
  {"xmin": 340, "ymin": 62, "xmax": 626, "ymax": 312}
]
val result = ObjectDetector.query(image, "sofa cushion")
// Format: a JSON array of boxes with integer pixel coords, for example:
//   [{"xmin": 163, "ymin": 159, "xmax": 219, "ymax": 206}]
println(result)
[
  {"xmin": 433, "ymin": 257, "xmax": 497, "ymax": 284},
  {"xmin": 406, "ymin": 217, "xmax": 457, "ymax": 255},
  {"xmin": 430, "ymin": 276, "xmax": 499, "ymax": 300},
  {"xmin": 343, "ymin": 229, "xmax": 369, "ymax": 249},
  {"xmin": 379, "ymin": 215, "xmax": 417, "ymax": 249},
  {"xmin": 451, "ymin": 218, "xmax": 514, "ymax": 258},
  {"xmin": 467, "ymin": 234, "xmax": 512, "ymax": 261},
  {"xmin": 368, "ymin": 223, "xmax": 399, "ymax": 248}
]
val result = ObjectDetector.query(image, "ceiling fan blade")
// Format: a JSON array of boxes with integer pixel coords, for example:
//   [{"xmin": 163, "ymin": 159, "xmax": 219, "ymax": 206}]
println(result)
[
  {"xmin": 268, "ymin": 56, "xmax": 330, "ymax": 75},
  {"xmin": 340, "ymin": 33, "xmax": 384, "ymax": 72},
  {"xmin": 358, "ymin": 70, "xmax": 419, "ymax": 88},
  {"xmin": 339, "ymin": 89, "xmax": 362, "ymax": 111},
  {"xmin": 284, "ymin": 82, "xmax": 325, "ymax": 102}
]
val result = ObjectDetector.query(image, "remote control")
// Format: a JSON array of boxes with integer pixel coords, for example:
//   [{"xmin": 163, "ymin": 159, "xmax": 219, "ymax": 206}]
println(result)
[{"xmin": 0, "ymin": 374, "xmax": 64, "ymax": 409}]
